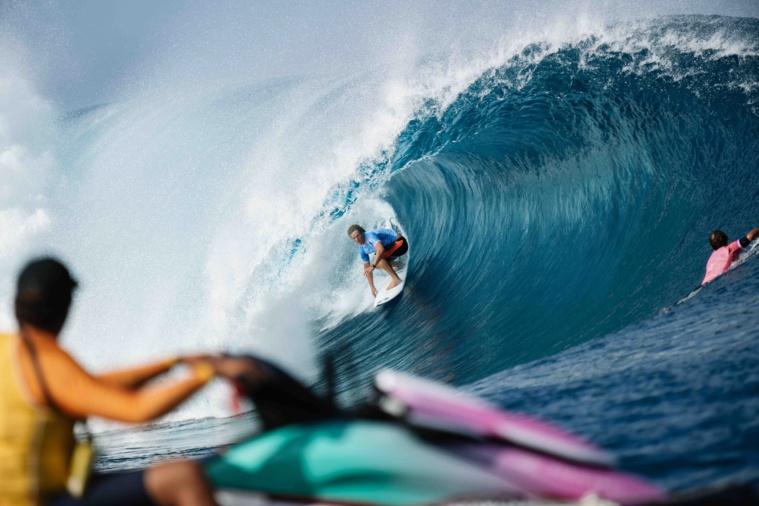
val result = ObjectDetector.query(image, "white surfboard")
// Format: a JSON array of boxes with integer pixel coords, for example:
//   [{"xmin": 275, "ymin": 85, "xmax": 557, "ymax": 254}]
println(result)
[{"xmin": 373, "ymin": 219, "xmax": 409, "ymax": 308}]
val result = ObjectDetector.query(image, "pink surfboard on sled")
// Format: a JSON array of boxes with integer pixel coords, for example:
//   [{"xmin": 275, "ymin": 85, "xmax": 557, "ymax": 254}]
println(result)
[
  {"xmin": 374, "ymin": 369, "xmax": 616, "ymax": 466},
  {"xmin": 456, "ymin": 443, "xmax": 666, "ymax": 504}
]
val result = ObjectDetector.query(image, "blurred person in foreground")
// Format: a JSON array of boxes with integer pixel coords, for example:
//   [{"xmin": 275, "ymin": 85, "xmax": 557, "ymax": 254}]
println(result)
[{"xmin": 0, "ymin": 256, "xmax": 236, "ymax": 506}]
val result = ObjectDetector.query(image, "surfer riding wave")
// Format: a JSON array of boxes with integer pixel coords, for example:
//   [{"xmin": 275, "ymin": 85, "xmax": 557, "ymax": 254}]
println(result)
[{"xmin": 347, "ymin": 224, "xmax": 408, "ymax": 297}]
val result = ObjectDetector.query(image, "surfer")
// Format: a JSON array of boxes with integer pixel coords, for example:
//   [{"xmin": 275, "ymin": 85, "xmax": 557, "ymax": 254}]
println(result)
[
  {"xmin": 701, "ymin": 227, "xmax": 759, "ymax": 285},
  {"xmin": 348, "ymin": 224, "xmax": 408, "ymax": 297},
  {"xmin": 0, "ymin": 257, "xmax": 240, "ymax": 506}
]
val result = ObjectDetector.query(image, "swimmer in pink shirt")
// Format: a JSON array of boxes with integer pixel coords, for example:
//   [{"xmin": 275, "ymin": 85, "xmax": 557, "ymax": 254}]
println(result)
[{"xmin": 702, "ymin": 227, "xmax": 759, "ymax": 285}]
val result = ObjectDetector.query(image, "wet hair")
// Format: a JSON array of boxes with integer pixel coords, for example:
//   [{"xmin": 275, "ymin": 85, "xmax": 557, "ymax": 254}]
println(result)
[
  {"xmin": 14, "ymin": 257, "xmax": 78, "ymax": 334},
  {"xmin": 347, "ymin": 224, "xmax": 365, "ymax": 237},
  {"xmin": 709, "ymin": 230, "xmax": 728, "ymax": 250}
]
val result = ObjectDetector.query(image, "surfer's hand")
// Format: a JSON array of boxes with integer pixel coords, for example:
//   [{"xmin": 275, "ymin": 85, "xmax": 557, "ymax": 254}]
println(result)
[
  {"xmin": 371, "ymin": 288, "xmax": 378, "ymax": 297},
  {"xmin": 364, "ymin": 265, "xmax": 375, "ymax": 276}
]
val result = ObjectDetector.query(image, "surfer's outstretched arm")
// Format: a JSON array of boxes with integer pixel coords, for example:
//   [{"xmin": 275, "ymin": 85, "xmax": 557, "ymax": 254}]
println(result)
[
  {"xmin": 746, "ymin": 227, "xmax": 759, "ymax": 242},
  {"xmin": 363, "ymin": 261, "xmax": 378, "ymax": 296}
]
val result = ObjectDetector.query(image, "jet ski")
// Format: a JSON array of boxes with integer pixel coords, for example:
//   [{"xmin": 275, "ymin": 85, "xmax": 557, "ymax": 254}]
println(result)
[{"xmin": 203, "ymin": 355, "xmax": 667, "ymax": 506}]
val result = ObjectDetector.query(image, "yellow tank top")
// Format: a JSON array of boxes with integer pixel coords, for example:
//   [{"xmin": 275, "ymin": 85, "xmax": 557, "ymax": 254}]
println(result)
[{"xmin": 0, "ymin": 333, "xmax": 75, "ymax": 506}]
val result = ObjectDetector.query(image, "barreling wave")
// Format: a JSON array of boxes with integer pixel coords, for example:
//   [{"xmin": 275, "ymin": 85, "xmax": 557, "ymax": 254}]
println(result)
[
  {"xmin": 314, "ymin": 16, "xmax": 759, "ymax": 496},
  {"xmin": 320, "ymin": 15, "xmax": 759, "ymax": 386}
]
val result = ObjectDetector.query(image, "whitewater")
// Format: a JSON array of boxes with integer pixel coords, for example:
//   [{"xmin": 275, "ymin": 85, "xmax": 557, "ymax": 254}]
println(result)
[{"xmin": 1, "ymin": 1, "xmax": 759, "ymax": 501}]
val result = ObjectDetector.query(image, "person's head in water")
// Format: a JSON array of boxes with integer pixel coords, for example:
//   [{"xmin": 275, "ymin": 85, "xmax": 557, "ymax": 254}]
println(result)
[
  {"xmin": 347, "ymin": 224, "xmax": 366, "ymax": 245},
  {"xmin": 15, "ymin": 257, "xmax": 78, "ymax": 335},
  {"xmin": 709, "ymin": 230, "xmax": 729, "ymax": 250}
]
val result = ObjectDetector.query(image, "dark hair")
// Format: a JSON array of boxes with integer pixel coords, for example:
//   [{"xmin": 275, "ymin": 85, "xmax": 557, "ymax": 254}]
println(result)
[
  {"xmin": 347, "ymin": 224, "xmax": 365, "ymax": 237},
  {"xmin": 709, "ymin": 230, "xmax": 728, "ymax": 250},
  {"xmin": 15, "ymin": 257, "xmax": 78, "ymax": 334}
]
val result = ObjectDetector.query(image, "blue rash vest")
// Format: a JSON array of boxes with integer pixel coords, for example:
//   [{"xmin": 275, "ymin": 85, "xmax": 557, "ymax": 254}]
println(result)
[{"xmin": 358, "ymin": 229, "xmax": 398, "ymax": 263}]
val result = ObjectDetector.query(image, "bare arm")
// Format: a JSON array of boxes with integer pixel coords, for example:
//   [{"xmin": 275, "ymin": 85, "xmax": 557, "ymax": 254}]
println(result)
[
  {"xmin": 747, "ymin": 227, "xmax": 759, "ymax": 242},
  {"xmin": 373, "ymin": 240, "xmax": 385, "ymax": 262},
  {"xmin": 363, "ymin": 261, "xmax": 377, "ymax": 294},
  {"xmin": 43, "ymin": 351, "xmax": 213, "ymax": 423},
  {"xmin": 94, "ymin": 357, "xmax": 177, "ymax": 389}
]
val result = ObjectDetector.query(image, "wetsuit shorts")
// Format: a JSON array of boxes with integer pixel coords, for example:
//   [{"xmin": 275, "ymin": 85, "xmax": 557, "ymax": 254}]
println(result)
[
  {"xmin": 47, "ymin": 470, "xmax": 156, "ymax": 506},
  {"xmin": 382, "ymin": 237, "xmax": 408, "ymax": 259}
]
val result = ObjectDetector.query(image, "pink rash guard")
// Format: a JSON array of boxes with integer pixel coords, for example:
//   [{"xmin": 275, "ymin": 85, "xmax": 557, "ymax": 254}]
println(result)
[{"xmin": 702, "ymin": 240, "xmax": 744, "ymax": 285}]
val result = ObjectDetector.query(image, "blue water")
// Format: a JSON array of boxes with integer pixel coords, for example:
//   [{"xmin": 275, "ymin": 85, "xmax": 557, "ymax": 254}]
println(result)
[
  {"xmin": 3, "ymin": 10, "xmax": 759, "ymax": 502},
  {"xmin": 315, "ymin": 16, "xmax": 759, "ymax": 496}
]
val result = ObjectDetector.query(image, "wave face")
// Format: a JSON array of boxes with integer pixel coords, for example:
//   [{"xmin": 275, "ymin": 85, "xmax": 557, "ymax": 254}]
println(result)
[
  {"xmin": 324, "ymin": 15, "xmax": 759, "ymax": 384},
  {"xmin": 318, "ymin": 16, "xmax": 759, "ymax": 494},
  {"xmin": 2, "ymin": 10, "xmax": 759, "ymax": 498}
]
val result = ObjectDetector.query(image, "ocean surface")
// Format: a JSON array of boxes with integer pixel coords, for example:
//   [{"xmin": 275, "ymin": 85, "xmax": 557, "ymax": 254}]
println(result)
[{"xmin": 2, "ymin": 9, "xmax": 759, "ymax": 504}]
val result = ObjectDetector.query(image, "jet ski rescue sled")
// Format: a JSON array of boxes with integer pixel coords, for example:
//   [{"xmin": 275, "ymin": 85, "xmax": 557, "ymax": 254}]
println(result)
[{"xmin": 204, "ymin": 357, "xmax": 666, "ymax": 506}]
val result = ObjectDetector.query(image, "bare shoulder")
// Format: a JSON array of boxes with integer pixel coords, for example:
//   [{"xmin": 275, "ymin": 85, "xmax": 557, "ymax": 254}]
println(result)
[{"xmin": 35, "ymin": 339, "xmax": 91, "ymax": 379}]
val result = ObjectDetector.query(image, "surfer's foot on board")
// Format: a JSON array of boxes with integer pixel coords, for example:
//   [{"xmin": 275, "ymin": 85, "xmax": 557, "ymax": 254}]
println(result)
[{"xmin": 386, "ymin": 278, "xmax": 402, "ymax": 290}]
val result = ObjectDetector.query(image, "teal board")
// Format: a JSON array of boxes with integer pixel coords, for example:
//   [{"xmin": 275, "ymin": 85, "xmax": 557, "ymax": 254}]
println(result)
[{"xmin": 205, "ymin": 420, "xmax": 514, "ymax": 505}]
